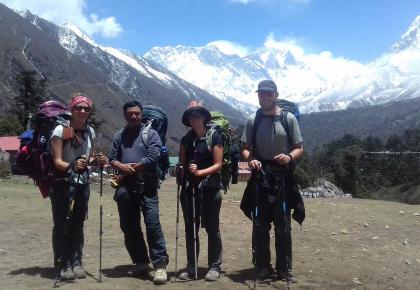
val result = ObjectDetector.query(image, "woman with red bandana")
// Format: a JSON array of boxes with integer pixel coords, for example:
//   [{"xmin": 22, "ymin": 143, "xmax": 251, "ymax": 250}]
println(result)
[{"xmin": 50, "ymin": 94, "xmax": 107, "ymax": 280}]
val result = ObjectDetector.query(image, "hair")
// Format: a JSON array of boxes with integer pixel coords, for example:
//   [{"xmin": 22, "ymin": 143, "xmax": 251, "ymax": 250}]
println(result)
[{"xmin": 123, "ymin": 100, "xmax": 143, "ymax": 113}]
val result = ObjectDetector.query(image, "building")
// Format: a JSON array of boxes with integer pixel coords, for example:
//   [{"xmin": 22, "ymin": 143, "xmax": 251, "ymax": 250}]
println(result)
[{"xmin": 0, "ymin": 136, "xmax": 20, "ymax": 155}]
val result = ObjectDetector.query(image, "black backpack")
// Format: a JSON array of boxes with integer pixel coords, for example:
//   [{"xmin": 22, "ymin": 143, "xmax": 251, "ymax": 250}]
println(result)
[{"xmin": 141, "ymin": 105, "xmax": 169, "ymax": 181}]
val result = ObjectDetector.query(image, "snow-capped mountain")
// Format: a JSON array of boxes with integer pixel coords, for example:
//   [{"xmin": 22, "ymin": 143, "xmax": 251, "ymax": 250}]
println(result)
[
  {"xmin": 145, "ymin": 16, "xmax": 420, "ymax": 113},
  {"xmin": 0, "ymin": 4, "xmax": 244, "ymax": 151}
]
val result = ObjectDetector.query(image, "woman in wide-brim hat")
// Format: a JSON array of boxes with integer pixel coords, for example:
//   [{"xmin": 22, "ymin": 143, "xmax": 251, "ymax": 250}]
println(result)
[{"xmin": 178, "ymin": 103, "xmax": 224, "ymax": 281}]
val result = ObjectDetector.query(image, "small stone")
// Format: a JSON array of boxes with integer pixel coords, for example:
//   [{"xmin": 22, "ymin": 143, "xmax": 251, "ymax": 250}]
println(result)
[
  {"xmin": 392, "ymin": 276, "xmax": 397, "ymax": 280},
  {"xmin": 402, "ymin": 240, "xmax": 409, "ymax": 245},
  {"xmin": 313, "ymin": 249, "xmax": 320, "ymax": 255},
  {"xmin": 340, "ymin": 229, "xmax": 348, "ymax": 234},
  {"xmin": 362, "ymin": 248, "xmax": 368, "ymax": 252},
  {"xmin": 0, "ymin": 249, "xmax": 6, "ymax": 255},
  {"xmin": 352, "ymin": 255, "xmax": 358, "ymax": 258},
  {"xmin": 405, "ymin": 260, "xmax": 411, "ymax": 265},
  {"xmin": 385, "ymin": 225, "xmax": 389, "ymax": 229},
  {"xmin": 363, "ymin": 223, "xmax": 369, "ymax": 227},
  {"xmin": 352, "ymin": 277, "xmax": 362, "ymax": 285},
  {"xmin": 399, "ymin": 210, "xmax": 404, "ymax": 215},
  {"xmin": 331, "ymin": 232, "xmax": 338, "ymax": 235},
  {"xmin": 415, "ymin": 259, "xmax": 420, "ymax": 264},
  {"xmin": 372, "ymin": 236, "xmax": 379, "ymax": 240},
  {"xmin": 414, "ymin": 213, "xmax": 419, "ymax": 216},
  {"xmin": 369, "ymin": 216, "xmax": 374, "ymax": 219}
]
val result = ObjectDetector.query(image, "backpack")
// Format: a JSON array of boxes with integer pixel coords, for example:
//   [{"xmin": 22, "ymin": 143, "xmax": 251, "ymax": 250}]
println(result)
[
  {"xmin": 141, "ymin": 105, "xmax": 169, "ymax": 181},
  {"xmin": 16, "ymin": 101, "xmax": 72, "ymax": 198},
  {"xmin": 277, "ymin": 99, "xmax": 301, "ymax": 122},
  {"xmin": 183, "ymin": 111, "xmax": 232, "ymax": 191},
  {"xmin": 208, "ymin": 111, "xmax": 232, "ymax": 191},
  {"xmin": 252, "ymin": 99, "xmax": 300, "ymax": 152}
]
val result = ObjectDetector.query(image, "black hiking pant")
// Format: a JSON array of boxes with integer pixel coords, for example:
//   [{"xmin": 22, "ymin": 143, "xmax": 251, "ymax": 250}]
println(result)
[
  {"xmin": 115, "ymin": 183, "xmax": 169, "ymax": 268},
  {"xmin": 180, "ymin": 184, "xmax": 223, "ymax": 272},
  {"xmin": 50, "ymin": 179, "xmax": 89, "ymax": 268},
  {"xmin": 252, "ymin": 184, "xmax": 292, "ymax": 273}
]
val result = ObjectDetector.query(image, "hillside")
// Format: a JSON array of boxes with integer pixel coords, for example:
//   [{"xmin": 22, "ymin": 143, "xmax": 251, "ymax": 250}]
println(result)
[{"xmin": 300, "ymin": 97, "xmax": 420, "ymax": 151}]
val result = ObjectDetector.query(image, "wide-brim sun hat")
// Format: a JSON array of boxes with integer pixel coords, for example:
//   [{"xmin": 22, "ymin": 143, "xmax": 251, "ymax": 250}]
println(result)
[{"xmin": 181, "ymin": 106, "xmax": 211, "ymax": 127}]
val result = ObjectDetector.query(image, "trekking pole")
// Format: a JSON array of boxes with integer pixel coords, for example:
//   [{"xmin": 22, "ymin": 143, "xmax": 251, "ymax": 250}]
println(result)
[
  {"xmin": 282, "ymin": 175, "xmax": 291, "ymax": 290},
  {"xmin": 191, "ymin": 184, "xmax": 198, "ymax": 279},
  {"xmin": 253, "ymin": 171, "xmax": 260, "ymax": 290},
  {"xmin": 99, "ymin": 165, "xmax": 104, "ymax": 282},
  {"xmin": 174, "ymin": 165, "xmax": 182, "ymax": 282}
]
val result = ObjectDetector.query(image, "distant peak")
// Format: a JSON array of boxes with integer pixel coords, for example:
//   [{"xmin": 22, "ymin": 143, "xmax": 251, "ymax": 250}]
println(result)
[{"xmin": 391, "ymin": 15, "xmax": 420, "ymax": 52}]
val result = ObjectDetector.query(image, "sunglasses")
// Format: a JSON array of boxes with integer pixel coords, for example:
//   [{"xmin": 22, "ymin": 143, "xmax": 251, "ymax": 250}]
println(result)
[{"xmin": 73, "ymin": 106, "xmax": 92, "ymax": 113}]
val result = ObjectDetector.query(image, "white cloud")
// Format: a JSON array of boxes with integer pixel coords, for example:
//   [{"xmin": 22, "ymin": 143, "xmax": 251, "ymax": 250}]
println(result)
[
  {"xmin": 206, "ymin": 40, "xmax": 251, "ymax": 57},
  {"xmin": 1, "ymin": 0, "xmax": 122, "ymax": 38}
]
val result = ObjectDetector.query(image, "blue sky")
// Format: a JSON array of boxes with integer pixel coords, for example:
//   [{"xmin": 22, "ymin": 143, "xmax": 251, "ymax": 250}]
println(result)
[{"xmin": 2, "ymin": 0, "xmax": 419, "ymax": 62}]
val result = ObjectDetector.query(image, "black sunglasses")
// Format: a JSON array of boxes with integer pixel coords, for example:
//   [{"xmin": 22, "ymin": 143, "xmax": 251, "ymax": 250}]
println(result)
[{"xmin": 73, "ymin": 106, "xmax": 92, "ymax": 113}]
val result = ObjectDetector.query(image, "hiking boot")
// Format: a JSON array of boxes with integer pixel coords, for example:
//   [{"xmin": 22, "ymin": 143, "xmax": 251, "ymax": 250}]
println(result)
[
  {"xmin": 72, "ymin": 265, "xmax": 86, "ymax": 279},
  {"xmin": 178, "ymin": 266, "xmax": 195, "ymax": 281},
  {"xmin": 256, "ymin": 267, "xmax": 273, "ymax": 280},
  {"xmin": 60, "ymin": 265, "xmax": 75, "ymax": 280},
  {"xmin": 153, "ymin": 268, "xmax": 167, "ymax": 284},
  {"xmin": 204, "ymin": 269, "xmax": 220, "ymax": 281},
  {"xmin": 134, "ymin": 262, "xmax": 152, "ymax": 274},
  {"xmin": 277, "ymin": 270, "xmax": 297, "ymax": 283}
]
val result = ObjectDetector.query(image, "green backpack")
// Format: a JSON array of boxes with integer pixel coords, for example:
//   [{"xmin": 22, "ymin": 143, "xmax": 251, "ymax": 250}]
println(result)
[{"xmin": 208, "ymin": 111, "xmax": 232, "ymax": 192}]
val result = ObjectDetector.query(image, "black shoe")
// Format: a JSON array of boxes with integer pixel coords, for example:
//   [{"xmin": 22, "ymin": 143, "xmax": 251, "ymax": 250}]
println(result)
[
  {"xmin": 277, "ymin": 271, "xmax": 297, "ymax": 283},
  {"xmin": 256, "ymin": 267, "xmax": 274, "ymax": 280}
]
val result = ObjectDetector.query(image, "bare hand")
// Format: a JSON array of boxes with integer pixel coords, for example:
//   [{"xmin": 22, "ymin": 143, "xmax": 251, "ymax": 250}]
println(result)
[
  {"xmin": 118, "ymin": 163, "xmax": 136, "ymax": 175},
  {"xmin": 188, "ymin": 163, "xmax": 198, "ymax": 175},
  {"xmin": 273, "ymin": 154, "xmax": 292, "ymax": 165},
  {"xmin": 248, "ymin": 159, "xmax": 262, "ymax": 171},
  {"xmin": 74, "ymin": 158, "xmax": 87, "ymax": 172},
  {"xmin": 97, "ymin": 153, "xmax": 108, "ymax": 166}
]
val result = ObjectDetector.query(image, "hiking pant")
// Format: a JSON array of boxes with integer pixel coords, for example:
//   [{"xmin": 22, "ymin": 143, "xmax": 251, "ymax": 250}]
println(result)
[
  {"xmin": 180, "ymin": 184, "xmax": 223, "ymax": 272},
  {"xmin": 252, "ymin": 190, "xmax": 292, "ymax": 273},
  {"xmin": 116, "ymin": 184, "xmax": 169, "ymax": 268},
  {"xmin": 50, "ymin": 179, "xmax": 89, "ymax": 268}
]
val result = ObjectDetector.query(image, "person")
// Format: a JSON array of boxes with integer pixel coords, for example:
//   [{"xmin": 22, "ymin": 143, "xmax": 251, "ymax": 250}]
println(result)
[
  {"xmin": 109, "ymin": 100, "xmax": 169, "ymax": 284},
  {"xmin": 241, "ymin": 80, "xmax": 304, "ymax": 282},
  {"xmin": 50, "ymin": 94, "xmax": 108, "ymax": 280},
  {"xmin": 178, "ymin": 103, "xmax": 224, "ymax": 281}
]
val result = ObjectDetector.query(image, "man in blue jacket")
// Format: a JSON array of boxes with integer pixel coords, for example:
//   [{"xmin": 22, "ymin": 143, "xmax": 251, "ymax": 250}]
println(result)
[{"xmin": 109, "ymin": 100, "xmax": 168, "ymax": 284}]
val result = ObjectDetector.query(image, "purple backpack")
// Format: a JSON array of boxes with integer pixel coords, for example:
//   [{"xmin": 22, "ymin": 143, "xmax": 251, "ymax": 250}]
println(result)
[{"xmin": 16, "ymin": 101, "xmax": 71, "ymax": 198}]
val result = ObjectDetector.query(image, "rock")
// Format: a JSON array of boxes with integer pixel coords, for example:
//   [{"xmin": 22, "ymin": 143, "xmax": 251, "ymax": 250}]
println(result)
[
  {"xmin": 313, "ymin": 249, "xmax": 320, "ymax": 255},
  {"xmin": 402, "ymin": 240, "xmax": 409, "ymax": 245},
  {"xmin": 363, "ymin": 223, "xmax": 369, "ymax": 227},
  {"xmin": 399, "ymin": 211, "xmax": 404, "ymax": 215},
  {"xmin": 331, "ymin": 232, "xmax": 338, "ymax": 235},
  {"xmin": 414, "ymin": 213, "xmax": 419, "ymax": 216},
  {"xmin": 372, "ymin": 236, "xmax": 379, "ymax": 240},
  {"xmin": 340, "ymin": 229, "xmax": 348, "ymax": 235},
  {"xmin": 352, "ymin": 277, "xmax": 362, "ymax": 285},
  {"xmin": 385, "ymin": 225, "xmax": 389, "ymax": 229},
  {"xmin": 405, "ymin": 260, "xmax": 411, "ymax": 265},
  {"xmin": 362, "ymin": 248, "xmax": 368, "ymax": 252},
  {"xmin": 302, "ymin": 178, "xmax": 345, "ymax": 198},
  {"xmin": 0, "ymin": 249, "xmax": 6, "ymax": 255}
]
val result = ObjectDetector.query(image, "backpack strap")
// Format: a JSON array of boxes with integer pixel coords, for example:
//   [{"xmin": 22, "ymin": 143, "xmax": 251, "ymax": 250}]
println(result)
[
  {"xmin": 140, "ymin": 121, "xmax": 152, "ymax": 148},
  {"xmin": 275, "ymin": 110, "xmax": 293, "ymax": 146}
]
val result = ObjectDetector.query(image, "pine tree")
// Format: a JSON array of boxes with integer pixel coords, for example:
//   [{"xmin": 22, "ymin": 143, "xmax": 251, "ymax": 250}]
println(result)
[{"xmin": 12, "ymin": 70, "xmax": 48, "ymax": 129}]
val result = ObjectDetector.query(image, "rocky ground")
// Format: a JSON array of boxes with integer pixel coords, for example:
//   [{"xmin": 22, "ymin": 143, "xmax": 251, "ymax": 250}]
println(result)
[{"xmin": 0, "ymin": 176, "xmax": 419, "ymax": 289}]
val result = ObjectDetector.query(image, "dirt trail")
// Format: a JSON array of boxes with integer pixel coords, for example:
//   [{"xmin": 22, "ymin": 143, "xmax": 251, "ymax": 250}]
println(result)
[{"xmin": 0, "ymin": 176, "xmax": 419, "ymax": 289}]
